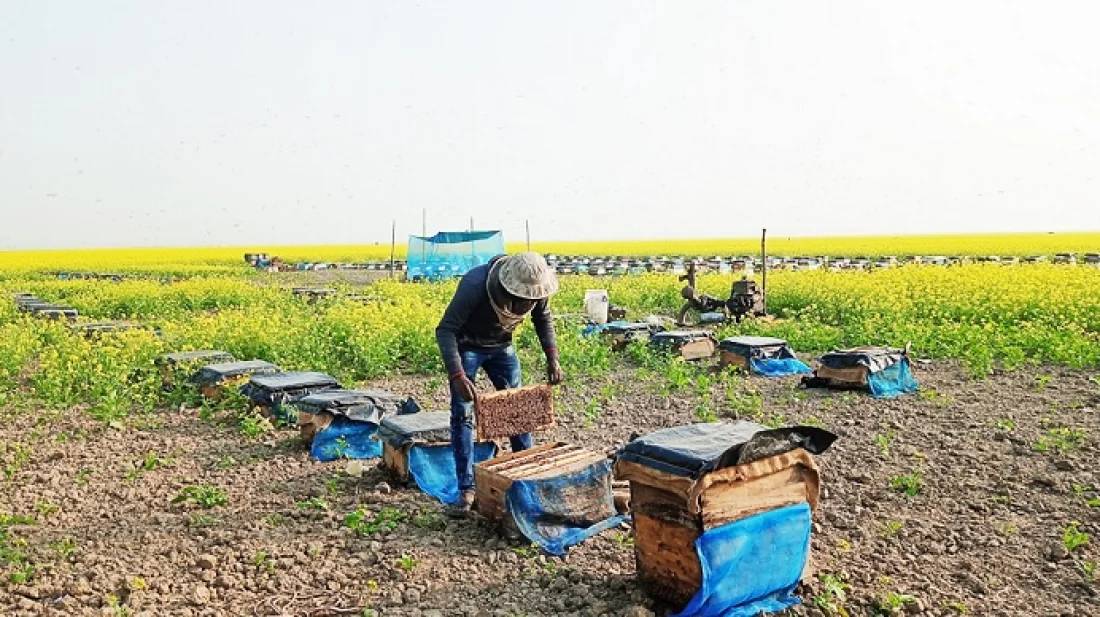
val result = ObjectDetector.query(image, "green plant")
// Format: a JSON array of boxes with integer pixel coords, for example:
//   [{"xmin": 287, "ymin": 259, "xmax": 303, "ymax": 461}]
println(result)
[
  {"xmin": 512, "ymin": 544, "xmax": 538, "ymax": 559},
  {"xmin": 582, "ymin": 396, "xmax": 601, "ymax": 428},
  {"xmin": 944, "ymin": 601, "xmax": 968, "ymax": 613},
  {"xmin": 50, "ymin": 537, "xmax": 76, "ymax": 559},
  {"xmin": 296, "ymin": 497, "xmax": 330, "ymax": 512},
  {"xmin": 1088, "ymin": 498, "xmax": 1100, "ymax": 508},
  {"xmin": 74, "ymin": 468, "xmax": 94, "ymax": 485},
  {"xmin": 813, "ymin": 572, "xmax": 850, "ymax": 616},
  {"xmin": 8, "ymin": 561, "xmax": 35, "ymax": 584},
  {"xmin": 3, "ymin": 443, "xmax": 31, "ymax": 482},
  {"xmin": 252, "ymin": 550, "xmax": 275, "ymax": 573},
  {"xmin": 412, "ymin": 512, "xmax": 446, "ymax": 531},
  {"xmin": 873, "ymin": 592, "xmax": 916, "ymax": 615},
  {"xmin": 264, "ymin": 513, "xmax": 288, "ymax": 528},
  {"xmin": 125, "ymin": 452, "xmax": 174, "ymax": 480},
  {"xmin": 873, "ymin": 430, "xmax": 896, "ymax": 456},
  {"xmin": 1034, "ymin": 427, "xmax": 1087, "ymax": 454},
  {"xmin": 994, "ymin": 419, "xmax": 1016, "ymax": 432},
  {"xmin": 889, "ymin": 470, "xmax": 923, "ymax": 497},
  {"xmin": 172, "ymin": 485, "xmax": 229, "ymax": 509},
  {"xmin": 877, "ymin": 520, "xmax": 904, "ymax": 538},
  {"xmin": 188, "ymin": 513, "xmax": 219, "ymax": 528},
  {"xmin": 995, "ymin": 521, "xmax": 1018, "ymax": 536},
  {"xmin": 1081, "ymin": 561, "xmax": 1097, "ymax": 583},
  {"xmin": 237, "ymin": 412, "xmax": 273, "ymax": 439},
  {"xmin": 1033, "ymin": 373, "xmax": 1053, "ymax": 391},
  {"xmin": 1063, "ymin": 522, "xmax": 1089, "ymax": 553},
  {"xmin": 344, "ymin": 507, "xmax": 406, "ymax": 536},
  {"xmin": 396, "ymin": 553, "xmax": 418, "ymax": 572},
  {"xmin": 34, "ymin": 500, "xmax": 60, "ymax": 517},
  {"xmin": 105, "ymin": 592, "xmax": 131, "ymax": 617},
  {"xmin": 613, "ymin": 532, "xmax": 635, "ymax": 548}
]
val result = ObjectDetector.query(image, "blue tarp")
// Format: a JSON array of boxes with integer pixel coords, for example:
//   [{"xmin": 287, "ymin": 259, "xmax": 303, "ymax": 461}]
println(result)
[
  {"xmin": 867, "ymin": 358, "xmax": 920, "ymax": 398},
  {"xmin": 311, "ymin": 416, "xmax": 384, "ymax": 462},
  {"xmin": 504, "ymin": 458, "xmax": 629, "ymax": 556},
  {"xmin": 749, "ymin": 357, "xmax": 813, "ymax": 377},
  {"xmin": 408, "ymin": 442, "xmax": 498, "ymax": 505},
  {"xmin": 407, "ymin": 231, "xmax": 504, "ymax": 281},
  {"xmin": 671, "ymin": 503, "xmax": 811, "ymax": 617}
]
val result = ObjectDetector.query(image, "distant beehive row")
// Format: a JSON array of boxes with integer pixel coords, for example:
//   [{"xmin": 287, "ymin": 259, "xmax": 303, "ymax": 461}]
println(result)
[{"xmin": 10, "ymin": 293, "xmax": 163, "ymax": 338}]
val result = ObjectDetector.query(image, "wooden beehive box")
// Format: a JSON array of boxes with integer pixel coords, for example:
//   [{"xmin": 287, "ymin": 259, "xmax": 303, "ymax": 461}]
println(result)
[
  {"xmin": 614, "ymin": 449, "xmax": 820, "ymax": 608},
  {"xmin": 475, "ymin": 384, "xmax": 555, "ymax": 441},
  {"xmin": 649, "ymin": 331, "xmax": 718, "ymax": 361},
  {"xmin": 718, "ymin": 349, "xmax": 751, "ymax": 371},
  {"xmin": 194, "ymin": 360, "xmax": 281, "ymax": 400},
  {"xmin": 473, "ymin": 442, "xmax": 609, "ymax": 524},
  {"xmin": 377, "ymin": 411, "xmax": 455, "ymax": 485}
]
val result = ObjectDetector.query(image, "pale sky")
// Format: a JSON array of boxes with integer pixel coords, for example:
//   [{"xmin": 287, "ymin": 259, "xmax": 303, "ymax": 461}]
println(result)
[{"xmin": 1, "ymin": 1, "xmax": 1099, "ymax": 250}]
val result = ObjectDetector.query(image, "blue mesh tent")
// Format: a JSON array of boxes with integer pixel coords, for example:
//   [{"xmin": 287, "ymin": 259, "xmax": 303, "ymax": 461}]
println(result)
[{"xmin": 407, "ymin": 231, "xmax": 504, "ymax": 281}]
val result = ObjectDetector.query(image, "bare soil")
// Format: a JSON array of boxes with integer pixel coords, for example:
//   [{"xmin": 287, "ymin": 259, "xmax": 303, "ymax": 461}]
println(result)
[{"xmin": 2, "ymin": 362, "xmax": 1098, "ymax": 617}]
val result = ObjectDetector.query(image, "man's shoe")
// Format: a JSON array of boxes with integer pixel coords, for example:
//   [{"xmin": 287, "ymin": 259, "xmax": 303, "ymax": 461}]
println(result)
[{"xmin": 445, "ymin": 491, "xmax": 475, "ymax": 519}]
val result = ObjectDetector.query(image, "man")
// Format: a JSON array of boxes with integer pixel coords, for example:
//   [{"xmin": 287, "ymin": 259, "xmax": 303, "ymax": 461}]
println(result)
[{"xmin": 435, "ymin": 252, "xmax": 563, "ymax": 517}]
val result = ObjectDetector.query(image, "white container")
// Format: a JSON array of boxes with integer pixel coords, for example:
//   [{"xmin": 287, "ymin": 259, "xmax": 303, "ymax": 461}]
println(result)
[{"xmin": 584, "ymin": 289, "xmax": 610, "ymax": 325}]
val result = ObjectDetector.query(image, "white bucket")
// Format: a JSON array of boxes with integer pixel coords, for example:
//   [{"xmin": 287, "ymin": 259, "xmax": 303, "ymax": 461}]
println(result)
[{"xmin": 584, "ymin": 289, "xmax": 610, "ymax": 325}]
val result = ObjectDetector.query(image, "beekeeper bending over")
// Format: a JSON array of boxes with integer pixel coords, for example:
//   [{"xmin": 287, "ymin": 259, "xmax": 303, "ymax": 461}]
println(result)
[{"xmin": 435, "ymin": 252, "xmax": 563, "ymax": 517}]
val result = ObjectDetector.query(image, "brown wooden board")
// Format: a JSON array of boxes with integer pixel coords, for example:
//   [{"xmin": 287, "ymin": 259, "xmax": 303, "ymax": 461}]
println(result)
[
  {"xmin": 816, "ymin": 364, "xmax": 870, "ymax": 386},
  {"xmin": 718, "ymin": 349, "xmax": 750, "ymax": 370},
  {"xmin": 475, "ymin": 384, "xmax": 555, "ymax": 441},
  {"xmin": 382, "ymin": 442, "xmax": 412, "ymax": 485},
  {"xmin": 297, "ymin": 410, "xmax": 334, "ymax": 444},
  {"xmin": 680, "ymin": 338, "xmax": 717, "ymax": 361}
]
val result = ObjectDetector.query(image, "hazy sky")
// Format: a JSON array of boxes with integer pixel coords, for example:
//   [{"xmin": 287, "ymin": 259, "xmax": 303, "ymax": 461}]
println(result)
[{"xmin": 2, "ymin": 1, "xmax": 1099, "ymax": 250}]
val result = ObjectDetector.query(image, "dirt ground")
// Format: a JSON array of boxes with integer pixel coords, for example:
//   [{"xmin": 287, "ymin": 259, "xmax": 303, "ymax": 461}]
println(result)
[{"xmin": 2, "ymin": 361, "xmax": 1098, "ymax": 617}]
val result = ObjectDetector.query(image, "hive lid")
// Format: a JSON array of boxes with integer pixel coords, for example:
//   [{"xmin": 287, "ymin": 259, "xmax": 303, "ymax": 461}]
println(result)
[
  {"xmin": 377, "ymin": 411, "xmax": 452, "ymax": 445},
  {"xmin": 194, "ymin": 360, "xmax": 281, "ymax": 382},
  {"xmin": 650, "ymin": 330, "xmax": 714, "ymax": 343},
  {"xmin": 156, "ymin": 350, "xmax": 235, "ymax": 366},
  {"xmin": 246, "ymin": 371, "xmax": 340, "ymax": 391},
  {"xmin": 602, "ymin": 321, "xmax": 651, "ymax": 334},
  {"xmin": 297, "ymin": 390, "xmax": 420, "ymax": 423},
  {"xmin": 616, "ymin": 421, "xmax": 836, "ymax": 479},
  {"xmin": 820, "ymin": 347, "xmax": 906, "ymax": 372},
  {"xmin": 719, "ymin": 336, "xmax": 796, "ymax": 360}
]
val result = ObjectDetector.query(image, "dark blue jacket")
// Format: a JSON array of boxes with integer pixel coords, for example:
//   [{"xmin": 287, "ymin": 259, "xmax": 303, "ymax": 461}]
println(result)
[{"xmin": 435, "ymin": 256, "xmax": 557, "ymax": 377}]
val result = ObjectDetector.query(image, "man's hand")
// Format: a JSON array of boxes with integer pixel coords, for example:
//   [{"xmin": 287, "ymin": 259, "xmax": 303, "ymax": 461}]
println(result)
[
  {"xmin": 452, "ymin": 373, "xmax": 478, "ymax": 402},
  {"xmin": 546, "ymin": 356, "xmax": 564, "ymax": 385}
]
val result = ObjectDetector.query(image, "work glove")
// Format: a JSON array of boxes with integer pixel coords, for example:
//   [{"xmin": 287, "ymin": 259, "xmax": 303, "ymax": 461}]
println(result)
[{"xmin": 451, "ymin": 373, "xmax": 478, "ymax": 402}]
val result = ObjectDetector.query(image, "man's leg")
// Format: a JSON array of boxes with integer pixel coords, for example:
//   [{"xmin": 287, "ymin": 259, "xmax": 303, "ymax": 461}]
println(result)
[
  {"xmin": 483, "ymin": 346, "xmax": 533, "ymax": 452},
  {"xmin": 450, "ymin": 351, "xmax": 484, "ymax": 498}
]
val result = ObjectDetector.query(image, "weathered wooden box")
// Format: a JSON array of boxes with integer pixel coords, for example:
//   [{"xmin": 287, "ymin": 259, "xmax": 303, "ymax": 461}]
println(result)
[
  {"xmin": 614, "ymin": 427, "xmax": 822, "ymax": 609},
  {"xmin": 155, "ymin": 350, "xmax": 235, "ymax": 388},
  {"xmin": 377, "ymin": 411, "xmax": 457, "ymax": 485},
  {"xmin": 473, "ymin": 442, "xmax": 609, "ymax": 524},
  {"xmin": 600, "ymin": 322, "xmax": 652, "ymax": 351},
  {"xmin": 475, "ymin": 384, "xmax": 555, "ymax": 441},
  {"xmin": 240, "ymin": 371, "xmax": 341, "ymax": 425}
]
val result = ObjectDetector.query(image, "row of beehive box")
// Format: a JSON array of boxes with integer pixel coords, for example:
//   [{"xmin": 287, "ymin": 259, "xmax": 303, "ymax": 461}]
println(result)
[
  {"xmin": 161, "ymin": 350, "xmax": 834, "ymax": 614},
  {"xmin": 13, "ymin": 293, "xmax": 166, "ymax": 337}
]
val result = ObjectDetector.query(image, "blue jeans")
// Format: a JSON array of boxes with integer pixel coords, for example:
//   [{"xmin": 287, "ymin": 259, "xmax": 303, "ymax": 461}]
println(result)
[{"xmin": 451, "ymin": 346, "xmax": 533, "ymax": 492}]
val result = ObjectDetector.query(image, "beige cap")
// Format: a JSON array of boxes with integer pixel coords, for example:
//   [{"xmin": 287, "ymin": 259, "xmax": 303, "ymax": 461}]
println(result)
[{"xmin": 497, "ymin": 252, "xmax": 560, "ymax": 300}]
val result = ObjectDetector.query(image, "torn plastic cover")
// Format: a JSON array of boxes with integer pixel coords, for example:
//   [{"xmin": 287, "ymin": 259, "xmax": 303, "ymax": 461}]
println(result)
[
  {"xmin": 820, "ymin": 347, "xmax": 906, "ymax": 373},
  {"xmin": 377, "ymin": 411, "xmax": 453, "ymax": 447},
  {"xmin": 616, "ymin": 421, "xmax": 837, "ymax": 479},
  {"xmin": 296, "ymin": 390, "xmax": 420, "ymax": 425}
]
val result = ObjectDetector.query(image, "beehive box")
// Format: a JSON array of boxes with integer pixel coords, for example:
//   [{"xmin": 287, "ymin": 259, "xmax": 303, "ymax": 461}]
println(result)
[
  {"xmin": 816, "ymin": 347, "xmax": 903, "ymax": 387},
  {"xmin": 240, "ymin": 372, "xmax": 341, "ymax": 425},
  {"xmin": 475, "ymin": 384, "xmax": 555, "ymax": 441},
  {"xmin": 378, "ymin": 411, "xmax": 454, "ymax": 485},
  {"xmin": 473, "ymin": 442, "xmax": 609, "ymax": 524},
  {"xmin": 193, "ymin": 360, "xmax": 281, "ymax": 399},
  {"xmin": 155, "ymin": 350, "xmax": 235, "ymax": 388},
  {"xmin": 614, "ymin": 424, "xmax": 825, "ymax": 609},
  {"xmin": 718, "ymin": 336, "xmax": 794, "ymax": 371},
  {"xmin": 600, "ymin": 322, "xmax": 652, "ymax": 351},
  {"xmin": 649, "ymin": 330, "xmax": 717, "ymax": 361}
]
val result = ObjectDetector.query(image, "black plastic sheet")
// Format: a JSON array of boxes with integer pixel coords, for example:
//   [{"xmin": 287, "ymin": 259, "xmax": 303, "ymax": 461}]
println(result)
[
  {"xmin": 377, "ymin": 411, "xmax": 452, "ymax": 446},
  {"xmin": 296, "ymin": 390, "xmax": 419, "ymax": 424}
]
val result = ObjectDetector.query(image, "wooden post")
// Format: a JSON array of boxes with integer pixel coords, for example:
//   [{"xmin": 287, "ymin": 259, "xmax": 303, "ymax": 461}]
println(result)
[
  {"xmin": 389, "ymin": 220, "xmax": 396, "ymax": 279},
  {"xmin": 761, "ymin": 228, "xmax": 768, "ymax": 315}
]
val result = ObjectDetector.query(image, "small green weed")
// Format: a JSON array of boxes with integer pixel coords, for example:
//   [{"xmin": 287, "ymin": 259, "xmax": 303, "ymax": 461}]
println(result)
[
  {"xmin": 412, "ymin": 512, "xmax": 446, "ymax": 531},
  {"xmin": 264, "ymin": 513, "xmax": 288, "ymax": 528},
  {"xmin": 396, "ymin": 553, "xmax": 418, "ymax": 572},
  {"xmin": 873, "ymin": 592, "xmax": 916, "ymax": 615},
  {"xmin": 237, "ymin": 412, "xmax": 273, "ymax": 439},
  {"xmin": 995, "ymin": 521, "xmax": 1018, "ymax": 536},
  {"xmin": 1033, "ymin": 374, "xmax": 1053, "ymax": 391},
  {"xmin": 125, "ymin": 452, "xmax": 174, "ymax": 481},
  {"xmin": 877, "ymin": 520, "xmax": 904, "ymax": 538},
  {"xmin": 813, "ymin": 572, "xmax": 850, "ymax": 616},
  {"xmin": 344, "ymin": 507, "xmax": 406, "ymax": 536},
  {"xmin": 34, "ymin": 500, "xmax": 60, "ymax": 517},
  {"xmin": 188, "ymin": 513, "xmax": 219, "ymax": 528},
  {"xmin": 613, "ymin": 532, "xmax": 635, "ymax": 548},
  {"xmin": 49, "ymin": 537, "xmax": 76, "ymax": 559},
  {"xmin": 172, "ymin": 485, "xmax": 229, "ymax": 509},
  {"xmin": 1034, "ymin": 427, "xmax": 1087, "ymax": 454},
  {"xmin": 1081, "ymin": 561, "xmax": 1097, "ymax": 583},
  {"xmin": 1063, "ymin": 522, "xmax": 1089, "ymax": 553},
  {"xmin": 74, "ymin": 468, "xmax": 94, "ymax": 485},
  {"xmin": 296, "ymin": 497, "xmax": 330, "ymax": 512},
  {"xmin": 994, "ymin": 419, "xmax": 1016, "ymax": 432},
  {"xmin": 889, "ymin": 470, "xmax": 922, "ymax": 497},
  {"xmin": 944, "ymin": 601, "xmax": 968, "ymax": 613},
  {"xmin": 252, "ymin": 550, "xmax": 275, "ymax": 573},
  {"xmin": 873, "ymin": 431, "xmax": 896, "ymax": 457}
]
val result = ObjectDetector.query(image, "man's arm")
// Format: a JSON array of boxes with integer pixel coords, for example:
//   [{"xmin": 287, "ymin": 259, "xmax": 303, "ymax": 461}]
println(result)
[
  {"xmin": 530, "ymin": 298, "xmax": 558, "ymax": 360},
  {"xmin": 435, "ymin": 277, "xmax": 479, "ymax": 378}
]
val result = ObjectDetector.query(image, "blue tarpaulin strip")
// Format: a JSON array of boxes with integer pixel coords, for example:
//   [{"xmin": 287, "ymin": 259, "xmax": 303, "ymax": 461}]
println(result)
[
  {"xmin": 867, "ymin": 358, "xmax": 919, "ymax": 398},
  {"xmin": 407, "ymin": 443, "xmax": 498, "ymax": 505},
  {"xmin": 749, "ymin": 357, "xmax": 813, "ymax": 377},
  {"xmin": 671, "ymin": 502, "xmax": 811, "ymax": 617},
  {"xmin": 310, "ymin": 416, "xmax": 383, "ymax": 462},
  {"xmin": 503, "ymin": 459, "xmax": 628, "ymax": 556}
]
